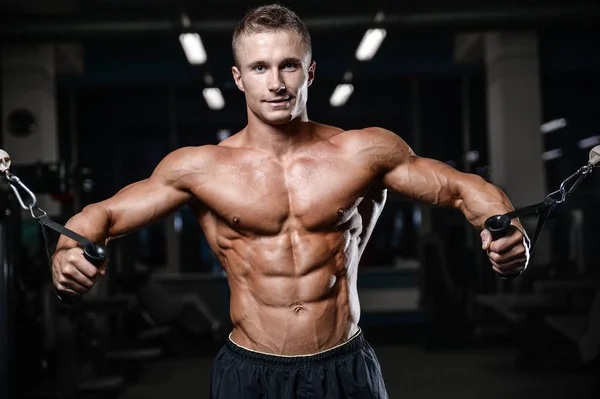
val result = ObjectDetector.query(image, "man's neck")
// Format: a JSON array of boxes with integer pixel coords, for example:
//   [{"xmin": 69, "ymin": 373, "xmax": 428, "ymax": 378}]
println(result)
[{"xmin": 243, "ymin": 114, "xmax": 314, "ymax": 157}]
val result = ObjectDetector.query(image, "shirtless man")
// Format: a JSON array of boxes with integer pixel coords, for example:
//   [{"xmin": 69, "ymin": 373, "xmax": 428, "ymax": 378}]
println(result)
[{"xmin": 52, "ymin": 4, "xmax": 529, "ymax": 398}]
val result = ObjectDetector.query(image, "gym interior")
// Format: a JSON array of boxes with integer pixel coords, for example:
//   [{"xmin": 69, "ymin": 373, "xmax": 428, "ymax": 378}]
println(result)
[{"xmin": 1, "ymin": 0, "xmax": 599, "ymax": 398}]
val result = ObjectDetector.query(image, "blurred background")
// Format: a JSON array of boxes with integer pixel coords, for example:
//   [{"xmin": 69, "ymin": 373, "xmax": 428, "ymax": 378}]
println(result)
[{"xmin": 1, "ymin": 0, "xmax": 600, "ymax": 398}]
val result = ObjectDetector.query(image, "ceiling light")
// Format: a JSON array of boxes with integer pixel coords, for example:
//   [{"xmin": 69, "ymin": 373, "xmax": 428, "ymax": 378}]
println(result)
[
  {"xmin": 179, "ymin": 33, "xmax": 207, "ymax": 65},
  {"xmin": 540, "ymin": 118, "xmax": 567, "ymax": 134},
  {"xmin": 330, "ymin": 84, "xmax": 354, "ymax": 107},
  {"xmin": 541, "ymin": 148, "xmax": 563, "ymax": 161},
  {"xmin": 203, "ymin": 88, "xmax": 225, "ymax": 110},
  {"xmin": 355, "ymin": 29, "xmax": 387, "ymax": 61},
  {"xmin": 577, "ymin": 135, "xmax": 600, "ymax": 149}
]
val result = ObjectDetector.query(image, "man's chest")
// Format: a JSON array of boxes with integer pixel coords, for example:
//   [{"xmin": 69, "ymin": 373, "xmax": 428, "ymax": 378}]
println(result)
[{"xmin": 190, "ymin": 155, "xmax": 377, "ymax": 233}]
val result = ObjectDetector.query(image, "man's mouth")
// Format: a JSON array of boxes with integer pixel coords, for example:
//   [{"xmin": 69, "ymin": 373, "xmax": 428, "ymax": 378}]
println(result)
[
  {"xmin": 266, "ymin": 97, "xmax": 292, "ymax": 107},
  {"xmin": 266, "ymin": 97, "xmax": 291, "ymax": 103}
]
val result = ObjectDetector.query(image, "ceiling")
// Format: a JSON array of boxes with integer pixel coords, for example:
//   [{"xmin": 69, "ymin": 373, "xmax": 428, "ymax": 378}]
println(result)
[{"xmin": 1, "ymin": 0, "xmax": 598, "ymax": 83}]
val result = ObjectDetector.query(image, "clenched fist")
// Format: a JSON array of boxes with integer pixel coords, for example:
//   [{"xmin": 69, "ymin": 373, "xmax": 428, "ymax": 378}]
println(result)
[
  {"xmin": 480, "ymin": 225, "xmax": 530, "ymax": 277},
  {"xmin": 52, "ymin": 247, "xmax": 107, "ymax": 297}
]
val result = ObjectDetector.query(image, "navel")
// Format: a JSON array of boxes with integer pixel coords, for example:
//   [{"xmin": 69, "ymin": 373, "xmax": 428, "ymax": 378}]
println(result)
[
  {"xmin": 293, "ymin": 305, "xmax": 306, "ymax": 314},
  {"xmin": 232, "ymin": 216, "xmax": 240, "ymax": 224}
]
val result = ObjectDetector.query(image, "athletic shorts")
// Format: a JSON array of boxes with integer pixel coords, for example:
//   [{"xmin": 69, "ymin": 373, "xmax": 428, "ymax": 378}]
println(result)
[{"xmin": 210, "ymin": 329, "xmax": 388, "ymax": 398}]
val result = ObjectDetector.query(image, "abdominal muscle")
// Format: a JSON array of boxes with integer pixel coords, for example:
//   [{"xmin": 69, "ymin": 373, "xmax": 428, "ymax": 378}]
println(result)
[{"xmin": 220, "ymin": 230, "xmax": 361, "ymax": 356}]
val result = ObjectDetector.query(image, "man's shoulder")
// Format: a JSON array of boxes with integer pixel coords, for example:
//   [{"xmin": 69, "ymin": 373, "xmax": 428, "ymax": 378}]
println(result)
[
  {"xmin": 157, "ymin": 145, "xmax": 224, "ymax": 173},
  {"xmin": 328, "ymin": 125, "xmax": 406, "ymax": 151},
  {"xmin": 167, "ymin": 145, "xmax": 220, "ymax": 160}
]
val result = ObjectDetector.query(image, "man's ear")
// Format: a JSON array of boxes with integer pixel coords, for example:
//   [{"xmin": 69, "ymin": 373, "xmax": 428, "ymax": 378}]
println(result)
[
  {"xmin": 307, "ymin": 61, "xmax": 316, "ymax": 87},
  {"xmin": 232, "ymin": 66, "xmax": 244, "ymax": 92}
]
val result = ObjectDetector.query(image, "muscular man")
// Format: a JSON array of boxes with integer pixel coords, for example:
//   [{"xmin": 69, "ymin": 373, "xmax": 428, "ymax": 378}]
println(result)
[{"xmin": 52, "ymin": 4, "xmax": 529, "ymax": 398}]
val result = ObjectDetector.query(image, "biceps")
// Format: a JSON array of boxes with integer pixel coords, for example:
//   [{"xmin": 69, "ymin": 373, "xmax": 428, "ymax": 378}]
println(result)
[
  {"xmin": 102, "ymin": 178, "xmax": 192, "ymax": 236},
  {"xmin": 382, "ymin": 156, "xmax": 463, "ymax": 206}
]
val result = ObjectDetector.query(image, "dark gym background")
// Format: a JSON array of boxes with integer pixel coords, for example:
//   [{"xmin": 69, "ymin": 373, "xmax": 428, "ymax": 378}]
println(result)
[{"xmin": 1, "ymin": 0, "xmax": 599, "ymax": 398}]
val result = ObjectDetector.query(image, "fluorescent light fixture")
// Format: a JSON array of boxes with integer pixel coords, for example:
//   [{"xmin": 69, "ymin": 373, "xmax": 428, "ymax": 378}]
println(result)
[
  {"xmin": 329, "ymin": 84, "xmax": 354, "ymax": 107},
  {"xmin": 465, "ymin": 150, "xmax": 480, "ymax": 164},
  {"xmin": 577, "ymin": 135, "xmax": 600, "ymax": 149},
  {"xmin": 412, "ymin": 207, "xmax": 421, "ymax": 226},
  {"xmin": 203, "ymin": 88, "xmax": 225, "ymax": 110},
  {"xmin": 179, "ymin": 33, "xmax": 207, "ymax": 65},
  {"xmin": 181, "ymin": 13, "xmax": 191, "ymax": 28},
  {"xmin": 217, "ymin": 129, "xmax": 231, "ymax": 142},
  {"xmin": 540, "ymin": 118, "xmax": 567, "ymax": 134},
  {"xmin": 541, "ymin": 148, "xmax": 563, "ymax": 161},
  {"xmin": 355, "ymin": 28, "xmax": 387, "ymax": 61},
  {"xmin": 174, "ymin": 213, "xmax": 183, "ymax": 233}
]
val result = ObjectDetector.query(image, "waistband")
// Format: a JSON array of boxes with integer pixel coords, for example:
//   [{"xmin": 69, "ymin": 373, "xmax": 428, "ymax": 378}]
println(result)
[{"xmin": 225, "ymin": 329, "xmax": 365, "ymax": 367}]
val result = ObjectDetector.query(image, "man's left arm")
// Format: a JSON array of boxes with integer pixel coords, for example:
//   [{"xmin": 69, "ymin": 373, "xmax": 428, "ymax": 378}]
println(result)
[{"xmin": 362, "ymin": 127, "xmax": 530, "ymax": 276}]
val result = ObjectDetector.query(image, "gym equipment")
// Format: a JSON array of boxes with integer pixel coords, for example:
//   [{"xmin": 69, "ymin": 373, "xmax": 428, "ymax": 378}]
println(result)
[
  {"xmin": 1, "ymin": 149, "xmax": 107, "ymax": 303},
  {"xmin": 0, "ymin": 182, "xmax": 19, "ymax": 399},
  {"xmin": 0, "ymin": 149, "xmax": 109, "ymax": 398},
  {"xmin": 484, "ymin": 145, "xmax": 600, "ymax": 279},
  {"xmin": 35, "ymin": 282, "xmax": 127, "ymax": 399}
]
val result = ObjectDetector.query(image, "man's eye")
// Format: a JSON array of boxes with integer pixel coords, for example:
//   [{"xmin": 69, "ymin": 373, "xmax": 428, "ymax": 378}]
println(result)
[
  {"xmin": 283, "ymin": 63, "xmax": 297, "ymax": 69},
  {"xmin": 254, "ymin": 65, "xmax": 265, "ymax": 71}
]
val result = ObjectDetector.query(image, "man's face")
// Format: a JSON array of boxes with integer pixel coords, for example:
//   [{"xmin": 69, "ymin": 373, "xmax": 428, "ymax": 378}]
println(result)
[{"xmin": 232, "ymin": 29, "xmax": 315, "ymax": 125}]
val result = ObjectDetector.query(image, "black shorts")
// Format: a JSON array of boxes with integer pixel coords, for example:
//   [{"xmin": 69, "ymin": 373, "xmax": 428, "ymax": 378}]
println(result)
[{"xmin": 210, "ymin": 329, "xmax": 388, "ymax": 398}]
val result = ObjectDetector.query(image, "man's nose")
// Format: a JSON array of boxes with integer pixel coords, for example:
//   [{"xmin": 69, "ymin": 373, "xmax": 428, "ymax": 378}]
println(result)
[{"xmin": 268, "ymin": 72, "xmax": 286, "ymax": 93}]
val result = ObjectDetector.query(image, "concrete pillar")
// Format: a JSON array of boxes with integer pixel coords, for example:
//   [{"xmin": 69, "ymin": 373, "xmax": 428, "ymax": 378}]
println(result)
[
  {"xmin": 2, "ymin": 44, "xmax": 60, "ymax": 216},
  {"xmin": 484, "ymin": 31, "xmax": 546, "ymax": 205},
  {"xmin": 484, "ymin": 31, "xmax": 549, "ymax": 266}
]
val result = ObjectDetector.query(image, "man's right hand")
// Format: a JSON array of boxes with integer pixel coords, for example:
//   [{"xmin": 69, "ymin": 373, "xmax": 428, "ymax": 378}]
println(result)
[{"xmin": 52, "ymin": 247, "xmax": 106, "ymax": 297}]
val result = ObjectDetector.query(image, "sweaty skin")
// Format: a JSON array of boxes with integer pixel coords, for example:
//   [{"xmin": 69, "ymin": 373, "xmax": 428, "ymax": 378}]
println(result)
[{"xmin": 52, "ymin": 30, "xmax": 528, "ymax": 356}]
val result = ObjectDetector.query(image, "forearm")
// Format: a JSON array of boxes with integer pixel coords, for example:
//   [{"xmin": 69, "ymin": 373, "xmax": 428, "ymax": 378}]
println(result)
[
  {"xmin": 365, "ymin": 128, "xmax": 528, "ymax": 273},
  {"xmin": 55, "ymin": 173, "xmax": 194, "ymax": 252},
  {"xmin": 55, "ymin": 203, "xmax": 113, "ymax": 251},
  {"xmin": 383, "ymin": 156, "xmax": 517, "ymax": 230},
  {"xmin": 452, "ymin": 173, "xmax": 516, "ymax": 230}
]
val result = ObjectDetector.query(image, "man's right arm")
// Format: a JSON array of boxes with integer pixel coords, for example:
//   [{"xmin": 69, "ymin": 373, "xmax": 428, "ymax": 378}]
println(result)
[{"xmin": 52, "ymin": 146, "xmax": 206, "ymax": 296}]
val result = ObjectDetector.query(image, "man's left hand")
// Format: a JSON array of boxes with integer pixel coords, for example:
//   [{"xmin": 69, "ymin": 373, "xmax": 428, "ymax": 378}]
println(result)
[{"xmin": 480, "ymin": 225, "xmax": 530, "ymax": 277}]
